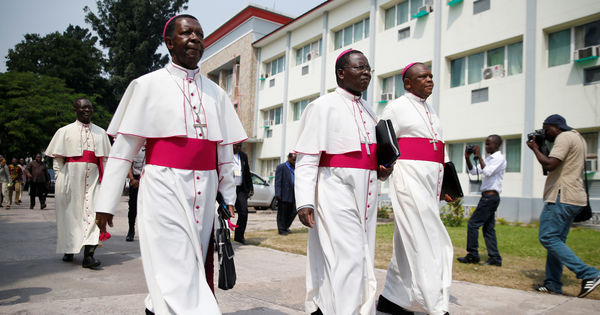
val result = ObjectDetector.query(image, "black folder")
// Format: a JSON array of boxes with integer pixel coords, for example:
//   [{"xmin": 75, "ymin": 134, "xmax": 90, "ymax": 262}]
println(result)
[
  {"xmin": 375, "ymin": 119, "xmax": 401, "ymax": 167},
  {"xmin": 440, "ymin": 161, "xmax": 464, "ymax": 200}
]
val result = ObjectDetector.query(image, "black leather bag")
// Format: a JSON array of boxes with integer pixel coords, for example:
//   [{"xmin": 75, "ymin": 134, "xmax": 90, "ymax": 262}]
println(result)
[
  {"xmin": 216, "ymin": 215, "xmax": 236, "ymax": 290},
  {"xmin": 440, "ymin": 161, "xmax": 464, "ymax": 200},
  {"xmin": 574, "ymin": 154, "xmax": 592, "ymax": 222}
]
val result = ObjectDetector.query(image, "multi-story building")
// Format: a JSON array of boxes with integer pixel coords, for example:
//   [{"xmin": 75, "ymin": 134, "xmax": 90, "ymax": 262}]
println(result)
[
  {"xmin": 200, "ymin": 6, "xmax": 292, "ymax": 165},
  {"xmin": 251, "ymin": 0, "xmax": 600, "ymax": 223}
]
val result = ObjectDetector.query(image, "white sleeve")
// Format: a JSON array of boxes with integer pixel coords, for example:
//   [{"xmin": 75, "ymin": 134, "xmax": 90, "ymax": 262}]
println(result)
[
  {"xmin": 217, "ymin": 143, "xmax": 236, "ymax": 206},
  {"xmin": 95, "ymin": 134, "xmax": 145, "ymax": 215},
  {"xmin": 294, "ymin": 153, "xmax": 321, "ymax": 211},
  {"xmin": 53, "ymin": 157, "xmax": 64, "ymax": 173}
]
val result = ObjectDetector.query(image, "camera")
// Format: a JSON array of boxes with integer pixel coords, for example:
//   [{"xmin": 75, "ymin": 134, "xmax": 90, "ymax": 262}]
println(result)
[
  {"xmin": 527, "ymin": 129, "xmax": 550, "ymax": 175},
  {"xmin": 465, "ymin": 144, "xmax": 475, "ymax": 154}
]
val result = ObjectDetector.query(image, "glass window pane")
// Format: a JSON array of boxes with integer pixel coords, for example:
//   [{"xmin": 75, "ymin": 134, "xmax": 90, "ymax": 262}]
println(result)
[
  {"xmin": 385, "ymin": 7, "xmax": 396, "ymax": 30},
  {"xmin": 468, "ymin": 52, "xmax": 484, "ymax": 84},
  {"xmin": 394, "ymin": 74, "xmax": 405, "ymax": 98},
  {"xmin": 410, "ymin": 0, "xmax": 422, "ymax": 18},
  {"xmin": 449, "ymin": 143, "xmax": 464, "ymax": 173},
  {"xmin": 344, "ymin": 26, "xmax": 353, "ymax": 46},
  {"xmin": 270, "ymin": 61, "xmax": 276, "ymax": 75},
  {"xmin": 303, "ymin": 45, "xmax": 310, "ymax": 61},
  {"xmin": 487, "ymin": 47, "xmax": 505, "ymax": 67},
  {"xmin": 278, "ymin": 56, "xmax": 284, "ymax": 73},
  {"xmin": 382, "ymin": 77, "xmax": 389, "ymax": 93},
  {"xmin": 397, "ymin": 1, "xmax": 409, "ymax": 25},
  {"xmin": 275, "ymin": 107, "xmax": 281, "ymax": 124},
  {"xmin": 334, "ymin": 31, "xmax": 342, "ymax": 50},
  {"xmin": 584, "ymin": 20, "xmax": 600, "ymax": 47},
  {"xmin": 582, "ymin": 132, "xmax": 598, "ymax": 155},
  {"xmin": 354, "ymin": 20, "xmax": 364, "ymax": 41},
  {"xmin": 548, "ymin": 29, "xmax": 571, "ymax": 67},
  {"xmin": 506, "ymin": 138, "xmax": 522, "ymax": 172},
  {"xmin": 319, "ymin": 38, "xmax": 323, "ymax": 55},
  {"xmin": 296, "ymin": 49, "xmax": 302, "ymax": 66},
  {"xmin": 507, "ymin": 42, "xmax": 523, "ymax": 75},
  {"xmin": 450, "ymin": 57, "xmax": 466, "ymax": 87},
  {"xmin": 364, "ymin": 18, "xmax": 370, "ymax": 38}
]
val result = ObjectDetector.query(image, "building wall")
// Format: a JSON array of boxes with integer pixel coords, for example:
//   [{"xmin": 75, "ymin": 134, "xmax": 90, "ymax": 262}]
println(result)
[{"xmin": 252, "ymin": 0, "xmax": 600, "ymax": 222}]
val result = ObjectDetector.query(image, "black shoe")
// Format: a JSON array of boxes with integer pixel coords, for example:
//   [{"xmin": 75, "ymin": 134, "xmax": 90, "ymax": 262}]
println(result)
[
  {"xmin": 145, "ymin": 308, "xmax": 155, "ymax": 315},
  {"xmin": 82, "ymin": 245, "xmax": 101, "ymax": 268},
  {"xmin": 278, "ymin": 230, "xmax": 289, "ymax": 235},
  {"xmin": 376, "ymin": 295, "xmax": 414, "ymax": 315},
  {"xmin": 484, "ymin": 259, "xmax": 502, "ymax": 267},
  {"xmin": 30, "ymin": 205, "xmax": 34, "ymax": 209},
  {"xmin": 286, "ymin": 228, "xmax": 292, "ymax": 233},
  {"xmin": 578, "ymin": 275, "xmax": 600, "ymax": 298},
  {"xmin": 311, "ymin": 309, "xmax": 322, "ymax": 315},
  {"xmin": 62, "ymin": 254, "xmax": 74, "ymax": 262},
  {"xmin": 40, "ymin": 203, "xmax": 46, "ymax": 210},
  {"xmin": 533, "ymin": 284, "xmax": 561, "ymax": 295},
  {"xmin": 126, "ymin": 229, "xmax": 135, "ymax": 242},
  {"xmin": 457, "ymin": 255, "xmax": 480, "ymax": 264}
]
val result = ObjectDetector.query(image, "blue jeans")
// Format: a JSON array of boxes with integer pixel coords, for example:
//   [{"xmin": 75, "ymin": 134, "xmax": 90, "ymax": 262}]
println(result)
[
  {"xmin": 538, "ymin": 193, "xmax": 600, "ymax": 293},
  {"xmin": 467, "ymin": 193, "xmax": 501, "ymax": 261}
]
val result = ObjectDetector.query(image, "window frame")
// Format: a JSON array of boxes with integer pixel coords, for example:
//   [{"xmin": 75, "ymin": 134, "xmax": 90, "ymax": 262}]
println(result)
[{"xmin": 333, "ymin": 17, "xmax": 370, "ymax": 50}]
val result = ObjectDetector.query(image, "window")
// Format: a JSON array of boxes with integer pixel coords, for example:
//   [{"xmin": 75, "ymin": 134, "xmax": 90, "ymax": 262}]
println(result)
[
  {"xmin": 582, "ymin": 132, "xmax": 598, "ymax": 157},
  {"xmin": 384, "ymin": 1, "xmax": 410, "ymax": 30},
  {"xmin": 398, "ymin": 27, "xmax": 410, "ymax": 41},
  {"xmin": 450, "ymin": 57, "xmax": 465, "ymax": 87},
  {"xmin": 410, "ymin": 0, "xmax": 424, "ymax": 18},
  {"xmin": 449, "ymin": 143, "xmax": 464, "ymax": 173},
  {"xmin": 450, "ymin": 41, "xmax": 523, "ymax": 87},
  {"xmin": 381, "ymin": 74, "xmax": 405, "ymax": 99},
  {"xmin": 505, "ymin": 138, "xmax": 521, "ymax": 172},
  {"xmin": 292, "ymin": 97, "xmax": 316, "ymax": 121},
  {"xmin": 334, "ymin": 18, "xmax": 370, "ymax": 49},
  {"xmin": 260, "ymin": 158, "xmax": 279, "ymax": 183},
  {"xmin": 574, "ymin": 20, "xmax": 600, "ymax": 49},
  {"xmin": 473, "ymin": 0, "xmax": 490, "ymax": 14},
  {"xmin": 263, "ymin": 106, "xmax": 282, "ymax": 126},
  {"xmin": 548, "ymin": 29, "xmax": 571, "ymax": 67},
  {"xmin": 301, "ymin": 65, "xmax": 309, "ymax": 75},
  {"xmin": 266, "ymin": 55, "xmax": 285, "ymax": 76},
  {"xmin": 585, "ymin": 66, "xmax": 600, "ymax": 85},
  {"xmin": 471, "ymin": 87, "xmax": 488, "ymax": 103},
  {"xmin": 295, "ymin": 39, "xmax": 322, "ymax": 65}
]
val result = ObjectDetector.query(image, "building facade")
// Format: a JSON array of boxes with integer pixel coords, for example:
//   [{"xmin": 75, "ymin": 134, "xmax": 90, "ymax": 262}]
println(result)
[{"xmin": 251, "ymin": 0, "xmax": 600, "ymax": 223}]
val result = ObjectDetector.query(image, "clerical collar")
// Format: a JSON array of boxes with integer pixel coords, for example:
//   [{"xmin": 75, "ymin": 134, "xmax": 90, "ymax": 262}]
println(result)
[
  {"xmin": 167, "ymin": 62, "xmax": 201, "ymax": 81},
  {"xmin": 406, "ymin": 92, "xmax": 427, "ymax": 103},
  {"xmin": 76, "ymin": 120, "xmax": 90, "ymax": 127},
  {"xmin": 336, "ymin": 87, "xmax": 363, "ymax": 102}
]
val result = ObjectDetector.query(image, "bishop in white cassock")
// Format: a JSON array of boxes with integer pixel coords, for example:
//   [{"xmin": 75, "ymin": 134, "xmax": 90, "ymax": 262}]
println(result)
[
  {"xmin": 295, "ymin": 50, "xmax": 392, "ymax": 315},
  {"xmin": 94, "ymin": 15, "xmax": 246, "ymax": 315},
  {"xmin": 377, "ymin": 63, "xmax": 453, "ymax": 315},
  {"xmin": 45, "ymin": 98, "xmax": 111, "ymax": 268}
]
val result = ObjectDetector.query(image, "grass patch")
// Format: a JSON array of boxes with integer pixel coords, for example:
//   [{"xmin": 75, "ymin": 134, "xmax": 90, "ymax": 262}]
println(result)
[{"xmin": 246, "ymin": 223, "xmax": 600, "ymax": 299}]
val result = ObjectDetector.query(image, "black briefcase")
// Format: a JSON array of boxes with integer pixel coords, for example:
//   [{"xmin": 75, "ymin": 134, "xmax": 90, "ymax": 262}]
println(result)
[
  {"xmin": 216, "ymin": 207, "xmax": 236, "ymax": 290},
  {"xmin": 440, "ymin": 161, "xmax": 464, "ymax": 200},
  {"xmin": 376, "ymin": 119, "xmax": 401, "ymax": 167}
]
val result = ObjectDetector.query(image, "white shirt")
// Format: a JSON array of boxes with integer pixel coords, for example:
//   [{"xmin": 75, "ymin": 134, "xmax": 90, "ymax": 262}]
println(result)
[
  {"xmin": 233, "ymin": 153, "xmax": 242, "ymax": 186},
  {"xmin": 469, "ymin": 150, "xmax": 507, "ymax": 193}
]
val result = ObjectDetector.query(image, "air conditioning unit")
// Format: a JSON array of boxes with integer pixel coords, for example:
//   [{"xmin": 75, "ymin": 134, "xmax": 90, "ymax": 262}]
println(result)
[
  {"xmin": 586, "ymin": 158, "xmax": 597, "ymax": 172},
  {"xmin": 380, "ymin": 93, "xmax": 394, "ymax": 101},
  {"xmin": 482, "ymin": 64, "xmax": 505, "ymax": 80},
  {"xmin": 417, "ymin": 5, "xmax": 433, "ymax": 14},
  {"xmin": 573, "ymin": 45, "xmax": 599, "ymax": 61},
  {"xmin": 264, "ymin": 119, "xmax": 274, "ymax": 128}
]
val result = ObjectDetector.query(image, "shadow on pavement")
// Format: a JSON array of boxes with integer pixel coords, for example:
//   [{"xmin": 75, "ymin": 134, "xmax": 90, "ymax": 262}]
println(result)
[
  {"xmin": 224, "ymin": 307, "xmax": 290, "ymax": 315},
  {"xmin": 0, "ymin": 287, "xmax": 52, "ymax": 305}
]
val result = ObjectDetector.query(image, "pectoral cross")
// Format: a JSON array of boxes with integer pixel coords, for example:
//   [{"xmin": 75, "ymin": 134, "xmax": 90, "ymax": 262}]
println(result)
[{"xmin": 430, "ymin": 139, "xmax": 438, "ymax": 151}]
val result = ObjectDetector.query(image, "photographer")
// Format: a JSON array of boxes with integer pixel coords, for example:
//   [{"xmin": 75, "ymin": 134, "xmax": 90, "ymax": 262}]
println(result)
[
  {"xmin": 457, "ymin": 135, "xmax": 506, "ymax": 267},
  {"xmin": 527, "ymin": 114, "xmax": 600, "ymax": 297}
]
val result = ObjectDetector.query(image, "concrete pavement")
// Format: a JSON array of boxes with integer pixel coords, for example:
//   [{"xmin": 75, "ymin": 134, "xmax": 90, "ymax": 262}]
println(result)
[{"xmin": 1, "ymin": 193, "xmax": 599, "ymax": 314}]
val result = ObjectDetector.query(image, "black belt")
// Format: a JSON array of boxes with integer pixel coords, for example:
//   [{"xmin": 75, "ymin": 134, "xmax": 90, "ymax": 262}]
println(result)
[{"xmin": 482, "ymin": 190, "xmax": 498, "ymax": 196}]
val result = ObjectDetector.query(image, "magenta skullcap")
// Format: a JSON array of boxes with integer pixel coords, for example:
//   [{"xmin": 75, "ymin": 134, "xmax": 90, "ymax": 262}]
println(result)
[
  {"xmin": 163, "ymin": 15, "xmax": 179, "ymax": 40},
  {"xmin": 401, "ymin": 62, "xmax": 418, "ymax": 80},
  {"xmin": 336, "ymin": 49, "xmax": 357, "ymax": 63}
]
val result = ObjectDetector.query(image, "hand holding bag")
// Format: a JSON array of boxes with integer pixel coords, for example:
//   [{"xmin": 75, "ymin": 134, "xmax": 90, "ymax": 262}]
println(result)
[{"xmin": 216, "ymin": 211, "xmax": 236, "ymax": 290}]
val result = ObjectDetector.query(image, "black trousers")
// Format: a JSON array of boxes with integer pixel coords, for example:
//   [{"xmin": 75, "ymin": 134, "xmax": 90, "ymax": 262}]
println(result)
[
  {"xmin": 466, "ymin": 193, "xmax": 501, "ymax": 261},
  {"xmin": 277, "ymin": 201, "xmax": 297, "ymax": 232},
  {"xmin": 128, "ymin": 175, "xmax": 140, "ymax": 229},
  {"xmin": 234, "ymin": 186, "xmax": 249, "ymax": 241},
  {"xmin": 29, "ymin": 182, "xmax": 46, "ymax": 208}
]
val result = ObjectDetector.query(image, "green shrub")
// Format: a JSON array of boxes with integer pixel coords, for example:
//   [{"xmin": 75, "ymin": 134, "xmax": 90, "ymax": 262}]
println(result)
[
  {"xmin": 440, "ymin": 198, "xmax": 465, "ymax": 227},
  {"xmin": 378, "ymin": 205, "xmax": 392, "ymax": 219}
]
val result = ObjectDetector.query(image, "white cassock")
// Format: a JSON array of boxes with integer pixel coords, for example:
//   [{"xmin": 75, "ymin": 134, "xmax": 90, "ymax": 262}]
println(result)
[
  {"xmin": 45, "ymin": 120, "xmax": 111, "ymax": 253},
  {"xmin": 95, "ymin": 62, "xmax": 247, "ymax": 315},
  {"xmin": 294, "ymin": 87, "xmax": 379, "ymax": 315},
  {"xmin": 379, "ymin": 92, "xmax": 453, "ymax": 315}
]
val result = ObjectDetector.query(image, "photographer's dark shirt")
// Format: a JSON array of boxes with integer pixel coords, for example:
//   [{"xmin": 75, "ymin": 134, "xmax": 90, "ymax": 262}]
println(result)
[{"xmin": 544, "ymin": 130, "xmax": 586, "ymax": 206}]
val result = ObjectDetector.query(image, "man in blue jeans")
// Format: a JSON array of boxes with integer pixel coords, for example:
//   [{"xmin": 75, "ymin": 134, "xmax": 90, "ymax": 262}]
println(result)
[
  {"xmin": 527, "ymin": 114, "xmax": 600, "ymax": 298},
  {"xmin": 457, "ymin": 135, "xmax": 506, "ymax": 267}
]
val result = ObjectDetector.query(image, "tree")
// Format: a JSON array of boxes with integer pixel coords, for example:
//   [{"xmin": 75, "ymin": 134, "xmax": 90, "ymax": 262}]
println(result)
[
  {"xmin": 0, "ymin": 72, "xmax": 111, "ymax": 159},
  {"xmin": 84, "ymin": 0, "xmax": 189, "ymax": 102},
  {"xmin": 5, "ymin": 25, "xmax": 107, "ymax": 97}
]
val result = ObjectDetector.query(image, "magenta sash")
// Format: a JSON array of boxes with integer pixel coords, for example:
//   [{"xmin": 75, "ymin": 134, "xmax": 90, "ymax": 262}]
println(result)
[
  {"xmin": 397, "ymin": 137, "xmax": 445, "ymax": 164},
  {"xmin": 319, "ymin": 144, "xmax": 378, "ymax": 170},
  {"xmin": 66, "ymin": 150, "xmax": 104, "ymax": 182},
  {"xmin": 145, "ymin": 137, "xmax": 217, "ymax": 171}
]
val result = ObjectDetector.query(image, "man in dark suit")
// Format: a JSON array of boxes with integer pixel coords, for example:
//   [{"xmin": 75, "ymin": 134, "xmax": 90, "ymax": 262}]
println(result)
[
  {"xmin": 233, "ymin": 143, "xmax": 253, "ymax": 244},
  {"xmin": 275, "ymin": 153, "xmax": 296, "ymax": 235}
]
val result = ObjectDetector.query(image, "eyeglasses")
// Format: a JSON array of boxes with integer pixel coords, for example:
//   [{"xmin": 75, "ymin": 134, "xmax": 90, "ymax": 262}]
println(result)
[{"xmin": 344, "ymin": 65, "xmax": 373, "ymax": 73}]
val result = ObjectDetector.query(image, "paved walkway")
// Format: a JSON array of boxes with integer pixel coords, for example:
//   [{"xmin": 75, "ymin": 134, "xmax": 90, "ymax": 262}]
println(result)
[{"xmin": 0, "ymin": 194, "xmax": 598, "ymax": 314}]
